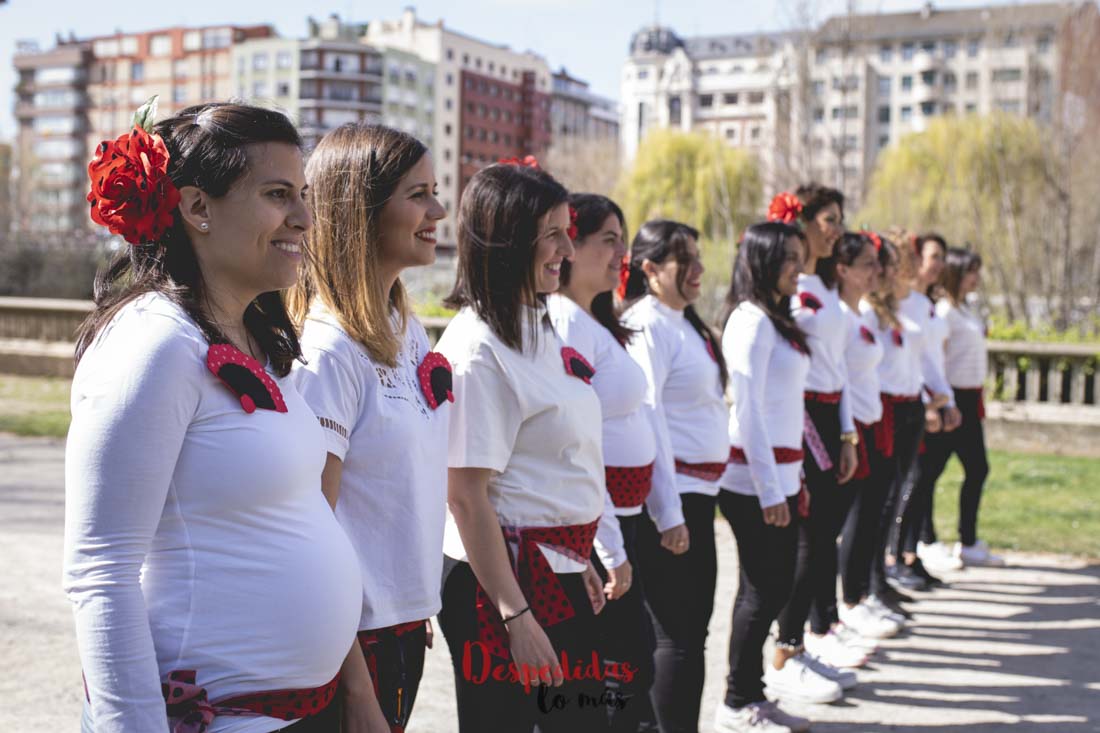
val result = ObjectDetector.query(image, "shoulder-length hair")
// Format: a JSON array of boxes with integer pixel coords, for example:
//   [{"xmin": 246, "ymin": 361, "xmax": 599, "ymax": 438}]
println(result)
[
  {"xmin": 622, "ymin": 219, "xmax": 728, "ymax": 390},
  {"xmin": 558, "ymin": 193, "xmax": 635, "ymax": 346},
  {"xmin": 444, "ymin": 162, "xmax": 570, "ymax": 352},
  {"xmin": 795, "ymin": 182, "xmax": 845, "ymax": 289},
  {"xmin": 866, "ymin": 237, "xmax": 902, "ymax": 330},
  {"xmin": 75, "ymin": 103, "xmax": 304, "ymax": 375},
  {"xmin": 941, "ymin": 246, "xmax": 982, "ymax": 305},
  {"xmin": 720, "ymin": 221, "xmax": 810, "ymax": 356},
  {"xmin": 286, "ymin": 123, "xmax": 427, "ymax": 367}
]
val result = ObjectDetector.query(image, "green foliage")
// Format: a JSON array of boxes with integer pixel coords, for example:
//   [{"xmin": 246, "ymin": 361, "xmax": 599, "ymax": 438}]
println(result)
[
  {"xmin": 0, "ymin": 238, "xmax": 108, "ymax": 299},
  {"xmin": 616, "ymin": 129, "xmax": 763, "ymax": 322},
  {"xmin": 413, "ymin": 302, "xmax": 458, "ymax": 319}
]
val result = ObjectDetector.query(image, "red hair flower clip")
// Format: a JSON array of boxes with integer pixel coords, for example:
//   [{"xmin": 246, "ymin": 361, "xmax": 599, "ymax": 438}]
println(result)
[
  {"xmin": 616, "ymin": 256, "xmax": 631, "ymax": 299},
  {"xmin": 859, "ymin": 230, "xmax": 882, "ymax": 251},
  {"xmin": 497, "ymin": 154, "xmax": 540, "ymax": 169},
  {"xmin": 798, "ymin": 292, "xmax": 824, "ymax": 313},
  {"xmin": 767, "ymin": 192, "xmax": 803, "ymax": 224},
  {"xmin": 206, "ymin": 343, "xmax": 287, "ymax": 414},
  {"xmin": 87, "ymin": 95, "xmax": 181, "ymax": 245},
  {"xmin": 567, "ymin": 205, "xmax": 578, "ymax": 240},
  {"xmin": 859, "ymin": 325, "xmax": 876, "ymax": 344},
  {"xmin": 418, "ymin": 351, "xmax": 454, "ymax": 410},
  {"xmin": 561, "ymin": 347, "xmax": 595, "ymax": 384}
]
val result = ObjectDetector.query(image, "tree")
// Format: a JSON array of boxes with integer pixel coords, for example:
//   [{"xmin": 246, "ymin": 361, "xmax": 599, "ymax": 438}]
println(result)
[
  {"xmin": 616, "ymin": 129, "xmax": 762, "ymax": 322},
  {"xmin": 857, "ymin": 112, "xmax": 1097, "ymax": 335}
]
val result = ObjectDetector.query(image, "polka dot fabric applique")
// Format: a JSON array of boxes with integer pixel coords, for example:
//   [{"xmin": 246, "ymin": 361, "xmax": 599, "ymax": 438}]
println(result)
[
  {"xmin": 417, "ymin": 351, "xmax": 454, "ymax": 410},
  {"xmin": 798, "ymin": 292, "xmax": 824, "ymax": 313},
  {"xmin": 205, "ymin": 344, "xmax": 287, "ymax": 414},
  {"xmin": 561, "ymin": 346, "xmax": 595, "ymax": 384},
  {"xmin": 604, "ymin": 464, "xmax": 654, "ymax": 508},
  {"xmin": 159, "ymin": 669, "xmax": 340, "ymax": 729},
  {"xmin": 859, "ymin": 326, "xmax": 876, "ymax": 345}
]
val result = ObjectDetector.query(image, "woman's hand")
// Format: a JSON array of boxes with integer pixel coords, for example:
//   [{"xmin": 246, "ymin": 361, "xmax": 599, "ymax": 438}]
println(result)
[
  {"xmin": 506, "ymin": 612, "xmax": 564, "ymax": 688},
  {"xmin": 762, "ymin": 500, "xmax": 791, "ymax": 527},
  {"xmin": 604, "ymin": 559, "xmax": 633, "ymax": 601},
  {"xmin": 942, "ymin": 405, "xmax": 962, "ymax": 432},
  {"xmin": 925, "ymin": 409, "xmax": 943, "ymax": 433},
  {"xmin": 584, "ymin": 561, "xmax": 607, "ymax": 614},
  {"xmin": 660, "ymin": 523, "xmax": 690, "ymax": 555},
  {"xmin": 837, "ymin": 442, "xmax": 858, "ymax": 485}
]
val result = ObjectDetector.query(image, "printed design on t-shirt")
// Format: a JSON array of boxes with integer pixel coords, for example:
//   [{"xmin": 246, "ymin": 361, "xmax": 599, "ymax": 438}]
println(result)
[
  {"xmin": 560, "ymin": 346, "xmax": 595, "ymax": 384},
  {"xmin": 891, "ymin": 328, "xmax": 904, "ymax": 347},
  {"xmin": 798, "ymin": 292, "xmax": 824, "ymax": 313},
  {"xmin": 366, "ymin": 332, "xmax": 432, "ymax": 419},
  {"xmin": 859, "ymin": 325, "xmax": 876, "ymax": 344},
  {"xmin": 205, "ymin": 343, "xmax": 287, "ymax": 414},
  {"xmin": 417, "ymin": 351, "xmax": 454, "ymax": 410}
]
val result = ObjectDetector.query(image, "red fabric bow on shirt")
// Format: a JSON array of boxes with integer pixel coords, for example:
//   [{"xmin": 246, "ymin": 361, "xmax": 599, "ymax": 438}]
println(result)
[
  {"xmin": 561, "ymin": 347, "xmax": 595, "ymax": 384},
  {"xmin": 859, "ymin": 326, "xmax": 876, "ymax": 344},
  {"xmin": 798, "ymin": 292, "xmax": 824, "ymax": 313}
]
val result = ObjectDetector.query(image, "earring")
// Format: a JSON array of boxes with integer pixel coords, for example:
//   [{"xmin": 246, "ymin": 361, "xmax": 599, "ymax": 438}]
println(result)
[{"xmin": 199, "ymin": 222, "xmax": 209, "ymax": 232}]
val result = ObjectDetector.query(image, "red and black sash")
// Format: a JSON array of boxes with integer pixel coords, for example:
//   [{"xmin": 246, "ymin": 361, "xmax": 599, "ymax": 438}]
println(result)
[
  {"xmin": 873, "ymin": 392, "xmax": 922, "ymax": 457},
  {"xmin": 605, "ymin": 463, "xmax": 654, "ymax": 508}
]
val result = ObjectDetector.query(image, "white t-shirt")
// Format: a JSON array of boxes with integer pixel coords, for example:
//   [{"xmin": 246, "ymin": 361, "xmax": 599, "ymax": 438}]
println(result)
[
  {"xmin": 292, "ymin": 305, "xmax": 448, "ymax": 631},
  {"xmin": 938, "ymin": 299, "xmax": 988, "ymax": 389},
  {"xmin": 841, "ymin": 301, "xmax": 884, "ymax": 425},
  {"xmin": 64, "ymin": 293, "xmax": 361, "ymax": 733},
  {"xmin": 437, "ymin": 306, "xmax": 609, "ymax": 573},
  {"xmin": 719, "ymin": 302, "xmax": 810, "ymax": 508},
  {"xmin": 793, "ymin": 274, "xmax": 854, "ymax": 433},
  {"xmin": 547, "ymin": 294, "xmax": 657, "ymax": 523},
  {"xmin": 860, "ymin": 301, "xmax": 921, "ymax": 397},
  {"xmin": 899, "ymin": 291, "xmax": 955, "ymax": 405},
  {"xmin": 623, "ymin": 296, "xmax": 728, "ymax": 517}
]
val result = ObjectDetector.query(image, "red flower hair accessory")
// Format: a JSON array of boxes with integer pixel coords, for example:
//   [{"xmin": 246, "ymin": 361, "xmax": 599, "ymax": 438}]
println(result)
[
  {"xmin": 859, "ymin": 230, "xmax": 883, "ymax": 251},
  {"xmin": 497, "ymin": 154, "xmax": 540, "ymax": 169},
  {"xmin": 616, "ymin": 256, "xmax": 631, "ymax": 299},
  {"xmin": 87, "ymin": 96, "xmax": 181, "ymax": 245},
  {"xmin": 206, "ymin": 343, "xmax": 287, "ymax": 414},
  {"xmin": 767, "ymin": 192, "xmax": 803, "ymax": 224},
  {"xmin": 561, "ymin": 347, "xmax": 595, "ymax": 384},
  {"xmin": 418, "ymin": 351, "xmax": 454, "ymax": 410},
  {"xmin": 567, "ymin": 205, "xmax": 578, "ymax": 240}
]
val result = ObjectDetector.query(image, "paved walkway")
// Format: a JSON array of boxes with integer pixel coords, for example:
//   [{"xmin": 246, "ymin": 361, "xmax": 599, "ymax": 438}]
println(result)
[{"xmin": 2, "ymin": 433, "xmax": 1097, "ymax": 732}]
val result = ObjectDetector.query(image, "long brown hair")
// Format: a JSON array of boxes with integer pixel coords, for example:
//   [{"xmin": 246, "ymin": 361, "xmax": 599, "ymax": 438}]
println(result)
[
  {"xmin": 286, "ymin": 123, "xmax": 427, "ymax": 367},
  {"xmin": 866, "ymin": 237, "xmax": 902, "ymax": 330},
  {"xmin": 75, "ymin": 103, "xmax": 304, "ymax": 375}
]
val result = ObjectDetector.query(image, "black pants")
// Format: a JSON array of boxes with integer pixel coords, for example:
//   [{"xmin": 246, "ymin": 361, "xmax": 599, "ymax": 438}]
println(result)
[
  {"xmin": 839, "ymin": 423, "xmax": 891, "ymax": 605},
  {"xmin": 357, "ymin": 622, "xmax": 427, "ymax": 732},
  {"xmin": 893, "ymin": 403, "xmax": 935, "ymax": 559},
  {"xmin": 277, "ymin": 697, "xmax": 341, "ymax": 731},
  {"xmin": 636, "ymin": 492, "xmax": 717, "ymax": 733},
  {"xmin": 903, "ymin": 390, "xmax": 990, "ymax": 548},
  {"xmin": 592, "ymin": 513, "xmax": 658, "ymax": 733},
  {"xmin": 719, "ymin": 491, "xmax": 800, "ymax": 708},
  {"xmin": 437, "ymin": 561, "xmax": 607, "ymax": 733},
  {"xmin": 776, "ymin": 400, "xmax": 856, "ymax": 643},
  {"xmin": 875, "ymin": 401, "xmax": 925, "ymax": 592}
]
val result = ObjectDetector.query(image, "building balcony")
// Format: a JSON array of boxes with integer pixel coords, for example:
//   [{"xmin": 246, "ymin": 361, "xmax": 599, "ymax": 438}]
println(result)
[
  {"xmin": 299, "ymin": 95, "xmax": 383, "ymax": 110},
  {"xmin": 299, "ymin": 68, "xmax": 383, "ymax": 83},
  {"xmin": 910, "ymin": 51, "xmax": 942, "ymax": 72}
]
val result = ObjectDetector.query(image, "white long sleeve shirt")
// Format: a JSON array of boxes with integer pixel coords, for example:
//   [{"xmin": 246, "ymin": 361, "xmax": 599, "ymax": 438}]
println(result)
[
  {"xmin": 793, "ymin": 274, "xmax": 854, "ymax": 433},
  {"xmin": 938, "ymin": 299, "xmax": 988, "ymax": 389},
  {"xmin": 64, "ymin": 293, "xmax": 361, "ymax": 733},
  {"xmin": 860, "ymin": 301, "xmax": 921, "ymax": 397},
  {"xmin": 841, "ymin": 301, "xmax": 884, "ymax": 425},
  {"xmin": 719, "ymin": 302, "xmax": 810, "ymax": 508},
  {"xmin": 899, "ymin": 291, "xmax": 955, "ymax": 405},
  {"xmin": 623, "ymin": 296, "xmax": 727, "ymax": 526}
]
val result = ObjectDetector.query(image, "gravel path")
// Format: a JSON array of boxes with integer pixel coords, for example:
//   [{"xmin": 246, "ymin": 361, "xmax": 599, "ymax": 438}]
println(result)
[{"xmin": 2, "ymin": 432, "xmax": 1097, "ymax": 732}]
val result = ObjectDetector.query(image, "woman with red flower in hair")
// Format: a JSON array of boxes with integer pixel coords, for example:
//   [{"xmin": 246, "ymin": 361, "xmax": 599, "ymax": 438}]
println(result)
[
  {"xmin": 286, "ymin": 123, "xmax": 448, "ymax": 733},
  {"xmin": 67, "ymin": 101, "xmax": 364, "ymax": 732}
]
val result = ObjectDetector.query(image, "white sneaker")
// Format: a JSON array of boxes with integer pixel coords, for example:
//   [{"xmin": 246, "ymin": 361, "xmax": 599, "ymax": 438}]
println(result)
[
  {"xmin": 764, "ymin": 654, "xmax": 844, "ymax": 704},
  {"xmin": 956, "ymin": 539, "xmax": 1006, "ymax": 567},
  {"xmin": 832, "ymin": 621, "xmax": 879, "ymax": 652},
  {"xmin": 864, "ymin": 595, "xmax": 907, "ymax": 626},
  {"xmin": 918, "ymin": 540, "xmax": 964, "ymax": 571},
  {"xmin": 841, "ymin": 600, "xmax": 902, "ymax": 638},
  {"xmin": 714, "ymin": 701, "xmax": 794, "ymax": 732},
  {"xmin": 804, "ymin": 628, "xmax": 870, "ymax": 668},
  {"xmin": 760, "ymin": 701, "xmax": 811, "ymax": 732},
  {"xmin": 801, "ymin": 652, "xmax": 858, "ymax": 690}
]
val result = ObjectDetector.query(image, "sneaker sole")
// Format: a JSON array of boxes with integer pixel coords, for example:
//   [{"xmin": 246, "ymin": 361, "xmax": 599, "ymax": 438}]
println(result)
[{"xmin": 765, "ymin": 682, "xmax": 844, "ymax": 705}]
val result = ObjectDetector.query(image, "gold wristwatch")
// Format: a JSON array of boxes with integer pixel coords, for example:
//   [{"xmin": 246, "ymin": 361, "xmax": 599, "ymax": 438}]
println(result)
[{"xmin": 840, "ymin": 431, "xmax": 860, "ymax": 446}]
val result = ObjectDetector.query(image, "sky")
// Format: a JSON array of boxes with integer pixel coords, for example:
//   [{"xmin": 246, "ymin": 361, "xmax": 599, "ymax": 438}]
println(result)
[{"xmin": 0, "ymin": 0, "xmax": 1028, "ymax": 142}]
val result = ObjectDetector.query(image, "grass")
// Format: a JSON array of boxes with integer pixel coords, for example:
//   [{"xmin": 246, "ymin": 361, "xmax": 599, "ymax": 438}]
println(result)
[
  {"xmin": 932, "ymin": 450, "xmax": 1100, "ymax": 559},
  {"xmin": 0, "ymin": 374, "xmax": 71, "ymax": 438}
]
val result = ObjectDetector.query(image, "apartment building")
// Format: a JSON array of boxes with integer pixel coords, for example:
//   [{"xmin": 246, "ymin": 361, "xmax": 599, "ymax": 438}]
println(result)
[{"xmin": 551, "ymin": 67, "xmax": 620, "ymax": 151}]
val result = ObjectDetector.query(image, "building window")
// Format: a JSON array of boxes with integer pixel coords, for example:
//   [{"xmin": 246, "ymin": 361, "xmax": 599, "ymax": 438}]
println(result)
[
  {"xmin": 150, "ymin": 34, "xmax": 172, "ymax": 57},
  {"xmin": 444, "ymin": 149, "xmax": 451, "ymax": 161},
  {"xmin": 252, "ymin": 53, "xmax": 268, "ymax": 71},
  {"xmin": 901, "ymin": 75, "xmax": 912, "ymax": 92},
  {"xmin": 183, "ymin": 31, "xmax": 202, "ymax": 51},
  {"xmin": 446, "ymin": 73, "xmax": 454, "ymax": 85},
  {"xmin": 725, "ymin": 128, "xmax": 737, "ymax": 140},
  {"xmin": 813, "ymin": 107, "xmax": 824, "ymax": 123},
  {"xmin": 992, "ymin": 68, "xmax": 1022, "ymax": 83},
  {"xmin": 669, "ymin": 96, "xmax": 681, "ymax": 125},
  {"xmin": 965, "ymin": 102, "xmax": 977, "ymax": 114},
  {"xmin": 900, "ymin": 105, "xmax": 912, "ymax": 122},
  {"xmin": 445, "ymin": 98, "xmax": 453, "ymax": 110},
  {"xmin": 443, "ymin": 174, "xmax": 451, "ymax": 186},
  {"xmin": 475, "ymin": 57, "xmax": 482, "ymax": 69},
  {"xmin": 921, "ymin": 70, "xmax": 936, "ymax": 86},
  {"xmin": 1037, "ymin": 35, "xmax": 1052, "ymax": 54},
  {"xmin": 879, "ymin": 44, "xmax": 892, "ymax": 62},
  {"xmin": 277, "ymin": 82, "xmax": 291, "ymax": 97},
  {"xmin": 944, "ymin": 72, "xmax": 957, "ymax": 91},
  {"xmin": 699, "ymin": 94, "xmax": 714, "ymax": 108},
  {"xmin": 921, "ymin": 41, "xmax": 936, "ymax": 54},
  {"xmin": 877, "ymin": 106, "xmax": 890, "ymax": 123},
  {"xmin": 723, "ymin": 93, "xmax": 738, "ymax": 105},
  {"xmin": 131, "ymin": 61, "xmax": 144, "ymax": 82},
  {"xmin": 750, "ymin": 126, "xmax": 761, "ymax": 140},
  {"xmin": 446, "ymin": 48, "xmax": 454, "ymax": 60},
  {"xmin": 637, "ymin": 68, "xmax": 649, "ymax": 80},
  {"xmin": 277, "ymin": 51, "xmax": 293, "ymax": 69},
  {"xmin": 815, "ymin": 48, "xmax": 827, "ymax": 63},
  {"xmin": 878, "ymin": 77, "xmax": 891, "ymax": 96},
  {"xmin": 901, "ymin": 42, "xmax": 915, "ymax": 60},
  {"xmin": 920, "ymin": 101, "xmax": 936, "ymax": 115},
  {"xmin": 996, "ymin": 99, "xmax": 1022, "ymax": 113},
  {"xmin": 966, "ymin": 71, "xmax": 979, "ymax": 90},
  {"xmin": 252, "ymin": 81, "xmax": 267, "ymax": 97},
  {"xmin": 812, "ymin": 80, "xmax": 825, "ymax": 97},
  {"xmin": 878, "ymin": 134, "xmax": 890, "ymax": 148},
  {"xmin": 967, "ymin": 39, "xmax": 980, "ymax": 57},
  {"xmin": 748, "ymin": 91, "xmax": 765, "ymax": 104},
  {"xmin": 944, "ymin": 40, "xmax": 958, "ymax": 58},
  {"xmin": 462, "ymin": 53, "xmax": 470, "ymax": 65}
]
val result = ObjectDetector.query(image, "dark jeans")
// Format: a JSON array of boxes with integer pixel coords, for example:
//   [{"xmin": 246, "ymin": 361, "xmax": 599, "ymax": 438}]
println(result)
[
  {"xmin": 904, "ymin": 389, "xmax": 991, "ymax": 548},
  {"xmin": 893, "ymin": 401, "xmax": 934, "ymax": 559},
  {"xmin": 437, "ymin": 561, "xmax": 607, "ymax": 733},
  {"xmin": 839, "ymin": 422, "xmax": 891, "ymax": 604},
  {"xmin": 876, "ymin": 400, "xmax": 925, "ymax": 591},
  {"xmin": 776, "ymin": 400, "xmax": 856, "ymax": 643},
  {"xmin": 357, "ymin": 622, "xmax": 427, "ymax": 732},
  {"xmin": 719, "ymin": 491, "xmax": 800, "ymax": 708},
  {"xmin": 636, "ymin": 492, "xmax": 717, "ymax": 733},
  {"xmin": 592, "ymin": 513, "xmax": 658, "ymax": 733}
]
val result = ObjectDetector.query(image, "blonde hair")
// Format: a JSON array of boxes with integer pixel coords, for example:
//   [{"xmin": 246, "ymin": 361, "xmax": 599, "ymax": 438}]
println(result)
[
  {"xmin": 287, "ymin": 123, "xmax": 427, "ymax": 367},
  {"xmin": 866, "ymin": 236, "xmax": 902, "ymax": 330}
]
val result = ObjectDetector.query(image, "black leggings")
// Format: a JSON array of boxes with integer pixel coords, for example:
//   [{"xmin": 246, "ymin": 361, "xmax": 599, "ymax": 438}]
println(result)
[
  {"xmin": 777, "ymin": 400, "xmax": 856, "ymax": 643},
  {"xmin": 876, "ymin": 401, "xmax": 925, "ymax": 590},
  {"xmin": 437, "ymin": 561, "xmax": 607, "ymax": 733},
  {"xmin": 357, "ymin": 623, "xmax": 427, "ymax": 733},
  {"xmin": 591, "ymin": 513, "xmax": 658, "ymax": 733},
  {"xmin": 839, "ymin": 423, "xmax": 892, "ymax": 605},
  {"xmin": 719, "ymin": 491, "xmax": 800, "ymax": 708},
  {"xmin": 903, "ymin": 389, "xmax": 990, "ymax": 548},
  {"xmin": 636, "ymin": 492, "xmax": 717, "ymax": 733}
]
